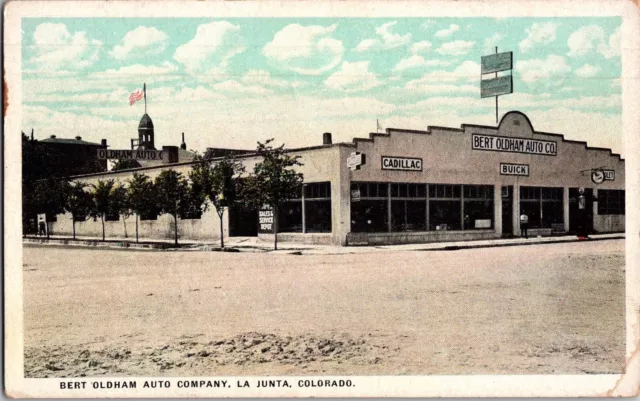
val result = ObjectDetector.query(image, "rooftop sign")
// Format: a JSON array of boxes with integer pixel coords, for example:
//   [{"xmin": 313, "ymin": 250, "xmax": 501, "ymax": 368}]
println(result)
[
  {"xmin": 481, "ymin": 75, "xmax": 513, "ymax": 98},
  {"xmin": 481, "ymin": 51, "xmax": 513, "ymax": 74},
  {"xmin": 472, "ymin": 134, "xmax": 557, "ymax": 156},
  {"xmin": 98, "ymin": 149, "xmax": 163, "ymax": 160}
]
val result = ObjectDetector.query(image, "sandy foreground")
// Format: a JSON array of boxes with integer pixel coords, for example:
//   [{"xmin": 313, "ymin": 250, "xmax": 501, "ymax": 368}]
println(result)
[{"xmin": 22, "ymin": 240, "xmax": 625, "ymax": 377}]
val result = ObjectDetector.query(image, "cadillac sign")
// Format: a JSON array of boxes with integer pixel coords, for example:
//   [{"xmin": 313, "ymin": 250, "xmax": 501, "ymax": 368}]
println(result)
[{"xmin": 381, "ymin": 156, "xmax": 423, "ymax": 171}]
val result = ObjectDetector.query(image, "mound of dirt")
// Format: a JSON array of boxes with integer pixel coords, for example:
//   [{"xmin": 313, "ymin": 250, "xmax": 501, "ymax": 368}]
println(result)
[{"xmin": 25, "ymin": 332, "xmax": 390, "ymax": 377}]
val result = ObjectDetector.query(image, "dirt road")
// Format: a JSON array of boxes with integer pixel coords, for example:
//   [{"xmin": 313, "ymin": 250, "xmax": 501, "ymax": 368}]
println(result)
[{"xmin": 22, "ymin": 240, "xmax": 625, "ymax": 377}]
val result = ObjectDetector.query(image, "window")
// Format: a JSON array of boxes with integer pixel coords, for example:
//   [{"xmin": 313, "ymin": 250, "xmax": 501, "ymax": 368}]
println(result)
[
  {"xmin": 351, "ymin": 200, "xmax": 388, "ymax": 233},
  {"xmin": 463, "ymin": 185, "xmax": 494, "ymax": 230},
  {"xmin": 305, "ymin": 200, "xmax": 331, "ymax": 232},
  {"xmin": 519, "ymin": 186, "xmax": 564, "ymax": 228},
  {"xmin": 46, "ymin": 213, "xmax": 57, "ymax": 222},
  {"xmin": 304, "ymin": 182, "xmax": 331, "ymax": 233},
  {"xmin": 429, "ymin": 184, "xmax": 461, "ymax": 199},
  {"xmin": 598, "ymin": 190, "xmax": 625, "ymax": 215},
  {"xmin": 305, "ymin": 182, "xmax": 330, "ymax": 199},
  {"xmin": 278, "ymin": 201, "xmax": 302, "ymax": 233},
  {"xmin": 276, "ymin": 182, "xmax": 332, "ymax": 233},
  {"xmin": 429, "ymin": 200, "xmax": 461, "ymax": 230},
  {"xmin": 73, "ymin": 214, "xmax": 87, "ymax": 222}
]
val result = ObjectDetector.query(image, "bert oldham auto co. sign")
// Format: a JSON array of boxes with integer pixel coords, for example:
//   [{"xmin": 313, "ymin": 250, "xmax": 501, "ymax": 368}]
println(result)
[
  {"xmin": 381, "ymin": 156, "xmax": 423, "ymax": 171},
  {"xmin": 98, "ymin": 149, "xmax": 163, "ymax": 161}
]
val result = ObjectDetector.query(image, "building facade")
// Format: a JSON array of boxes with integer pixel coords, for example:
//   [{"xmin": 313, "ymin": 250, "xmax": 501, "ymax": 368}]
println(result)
[{"xmin": 50, "ymin": 112, "xmax": 625, "ymax": 246}]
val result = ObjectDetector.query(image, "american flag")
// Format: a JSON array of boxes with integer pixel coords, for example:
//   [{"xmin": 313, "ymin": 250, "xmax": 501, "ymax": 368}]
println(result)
[{"xmin": 129, "ymin": 89, "xmax": 144, "ymax": 106}]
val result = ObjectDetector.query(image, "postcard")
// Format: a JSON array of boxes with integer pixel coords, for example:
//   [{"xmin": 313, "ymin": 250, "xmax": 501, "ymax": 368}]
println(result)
[{"xmin": 4, "ymin": 0, "xmax": 640, "ymax": 397}]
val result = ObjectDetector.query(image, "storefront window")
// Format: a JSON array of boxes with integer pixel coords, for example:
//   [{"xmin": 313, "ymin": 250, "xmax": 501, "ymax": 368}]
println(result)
[
  {"xmin": 463, "ymin": 185, "xmax": 494, "ymax": 230},
  {"xmin": 598, "ymin": 189, "xmax": 625, "ymax": 215},
  {"xmin": 304, "ymin": 182, "xmax": 332, "ymax": 233},
  {"xmin": 351, "ymin": 199, "xmax": 388, "ymax": 232},
  {"xmin": 305, "ymin": 200, "xmax": 331, "ymax": 232},
  {"xmin": 278, "ymin": 201, "xmax": 302, "ymax": 233},
  {"xmin": 429, "ymin": 200, "xmax": 461, "ymax": 230},
  {"xmin": 519, "ymin": 186, "xmax": 563, "ymax": 228}
]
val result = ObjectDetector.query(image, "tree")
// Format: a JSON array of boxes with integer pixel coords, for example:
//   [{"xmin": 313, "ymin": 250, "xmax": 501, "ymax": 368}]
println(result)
[
  {"xmin": 154, "ymin": 170, "xmax": 190, "ymax": 246},
  {"xmin": 238, "ymin": 139, "xmax": 303, "ymax": 250},
  {"xmin": 64, "ymin": 181, "xmax": 92, "ymax": 240},
  {"xmin": 110, "ymin": 184, "xmax": 131, "ymax": 239},
  {"xmin": 126, "ymin": 173, "xmax": 156, "ymax": 243},
  {"xmin": 32, "ymin": 177, "xmax": 67, "ymax": 239},
  {"xmin": 190, "ymin": 154, "xmax": 244, "ymax": 248},
  {"xmin": 90, "ymin": 179, "xmax": 116, "ymax": 241}
]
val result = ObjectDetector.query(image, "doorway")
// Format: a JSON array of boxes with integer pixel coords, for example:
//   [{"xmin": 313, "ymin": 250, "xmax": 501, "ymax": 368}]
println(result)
[
  {"xmin": 569, "ymin": 188, "xmax": 594, "ymax": 234},
  {"xmin": 501, "ymin": 185, "xmax": 513, "ymax": 237}
]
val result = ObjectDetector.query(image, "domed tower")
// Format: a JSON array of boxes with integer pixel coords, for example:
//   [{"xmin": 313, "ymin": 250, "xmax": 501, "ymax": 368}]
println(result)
[{"xmin": 138, "ymin": 113, "xmax": 155, "ymax": 150}]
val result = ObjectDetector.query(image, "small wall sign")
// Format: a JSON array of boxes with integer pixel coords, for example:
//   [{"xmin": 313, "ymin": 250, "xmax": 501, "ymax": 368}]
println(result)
[
  {"xmin": 381, "ymin": 156, "xmax": 423, "ymax": 171},
  {"xmin": 258, "ymin": 207, "xmax": 274, "ymax": 233},
  {"xmin": 591, "ymin": 170, "xmax": 605, "ymax": 184},
  {"xmin": 500, "ymin": 163, "xmax": 529, "ymax": 176},
  {"xmin": 347, "ymin": 152, "xmax": 366, "ymax": 170},
  {"xmin": 603, "ymin": 170, "xmax": 615, "ymax": 181}
]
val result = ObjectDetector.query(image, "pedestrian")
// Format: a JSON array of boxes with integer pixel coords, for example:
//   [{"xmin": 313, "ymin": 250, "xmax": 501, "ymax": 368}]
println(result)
[
  {"xmin": 38, "ymin": 217, "xmax": 46, "ymax": 237},
  {"xmin": 519, "ymin": 212, "xmax": 529, "ymax": 239}
]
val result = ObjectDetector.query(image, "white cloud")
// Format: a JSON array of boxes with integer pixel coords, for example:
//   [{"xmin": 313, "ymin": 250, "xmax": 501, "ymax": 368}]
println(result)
[
  {"xmin": 574, "ymin": 64, "xmax": 601, "ymax": 78},
  {"xmin": 405, "ymin": 60, "xmax": 480, "ymax": 90},
  {"xmin": 324, "ymin": 61, "xmax": 383, "ymax": 92},
  {"xmin": 394, "ymin": 55, "xmax": 451, "ymax": 72},
  {"xmin": 263, "ymin": 24, "xmax": 344, "ymax": 75},
  {"xmin": 411, "ymin": 40, "xmax": 432, "ymax": 54},
  {"xmin": 519, "ymin": 22, "xmax": 558, "ymax": 53},
  {"xmin": 516, "ymin": 55, "xmax": 571, "ymax": 83},
  {"xmin": 111, "ymin": 26, "xmax": 169, "ymax": 60},
  {"xmin": 420, "ymin": 20, "xmax": 436, "ymax": 30},
  {"xmin": 354, "ymin": 21, "xmax": 411, "ymax": 52},
  {"xmin": 93, "ymin": 62, "xmax": 178, "ymax": 78},
  {"xmin": 394, "ymin": 55, "xmax": 429, "ymax": 71},
  {"xmin": 568, "ymin": 25, "xmax": 620, "ymax": 59},
  {"xmin": 174, "ymin": 86, "xmax": 225, "ymax": 102},
  {"xmin": 212, "ymin": 80, "xmax": 273, "ymax": 95},
  {"xmin": 173, "ymin": 21, "xmax": 245, "ymax": 74},
  {"xmin": 240, "ymin": 69, "xmax": 305, "ymax": 89},
  {"xmin": 30, "ymin": 23, "xmax": 102, "ymax": 70},
  {"xmin": 434, "ymin": 24, "xmax": 459, "ymax": 38},
  {"xmin": 483, "ymin": 33, "xmax": 503, "ymax": 54},
  {"xmin": 435, "ymin": 40, "xmax": 475, "ymax": 56},
  {"xmin": 611, "ymin": 78, "xmax": 621, "ymax": 89},
  {"xmin": 600, "ymin": 27, "xmax": 620, "ymax": 59}
]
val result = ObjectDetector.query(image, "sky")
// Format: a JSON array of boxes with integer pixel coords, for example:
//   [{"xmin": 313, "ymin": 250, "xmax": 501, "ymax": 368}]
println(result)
[{"xmin": 21, "ymin": 17, "xmax": 623, "ymax": 155}]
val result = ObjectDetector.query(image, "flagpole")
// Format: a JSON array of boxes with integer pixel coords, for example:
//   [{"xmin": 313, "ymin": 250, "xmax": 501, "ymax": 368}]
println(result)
[{"xmin": 144, "ymin": 83, "xmax": 147, "ymax": 114}]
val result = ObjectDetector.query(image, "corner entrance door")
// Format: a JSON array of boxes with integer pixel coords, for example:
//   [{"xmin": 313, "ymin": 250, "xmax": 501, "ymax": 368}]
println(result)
[
  {"xmin": 501, "ymin": 186, "xmax": 513, "ymax": 237},
  {"xmin": 569, "ymin": 188, "xmax": 593, "ymax": 234}
]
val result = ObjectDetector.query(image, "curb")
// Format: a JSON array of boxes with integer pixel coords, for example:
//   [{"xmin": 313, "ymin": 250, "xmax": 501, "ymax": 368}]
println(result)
[
  {"xmin": 420, "ymin": 235, "xmax": 625, "ymax": 252},
  {"xmin": 23, "ymin": 235, "xmax": 624, "ymax": 254}
]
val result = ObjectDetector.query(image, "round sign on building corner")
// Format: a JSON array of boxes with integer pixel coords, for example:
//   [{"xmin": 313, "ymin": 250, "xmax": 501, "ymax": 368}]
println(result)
[{"xmin": 591, "ymin": 170, "xmax": 605, "ymax": 184}]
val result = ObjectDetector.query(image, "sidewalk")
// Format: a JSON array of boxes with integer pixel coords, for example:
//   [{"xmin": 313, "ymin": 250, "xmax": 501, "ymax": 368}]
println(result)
[{"xmin": 23, "ymin": 232, "xmax": 625, "ymax": 254}]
